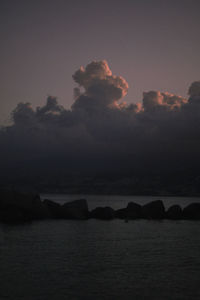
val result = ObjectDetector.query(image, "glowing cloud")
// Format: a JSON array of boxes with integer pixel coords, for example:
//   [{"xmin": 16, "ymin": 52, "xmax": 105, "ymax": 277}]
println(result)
[
  {"xmin": 1, "ymin": 60, "xmax": 200, "ymax": 185},
  {"xmin": 72, "ymin": 60, "xmax": 128, "ymax": 109}
]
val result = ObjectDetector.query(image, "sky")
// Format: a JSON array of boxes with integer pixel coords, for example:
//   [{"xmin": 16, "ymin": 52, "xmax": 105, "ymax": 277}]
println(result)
[
  {"xmin": 1, "ymin": 0, "xmax": 200, "ymax": 190},
  {"xmin": 1, "ymin": 0, "xmax": 200, "ymax": 125}
]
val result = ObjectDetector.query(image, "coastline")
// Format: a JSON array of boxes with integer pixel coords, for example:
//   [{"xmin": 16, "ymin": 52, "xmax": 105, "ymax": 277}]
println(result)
[{"xmin": 1, "ymin": 188, "xmax": 200, "ymax": 224}]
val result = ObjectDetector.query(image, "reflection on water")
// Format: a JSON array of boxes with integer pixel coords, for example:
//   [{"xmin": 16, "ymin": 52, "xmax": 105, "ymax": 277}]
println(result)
[{"xmin": 0, "ymin": 195, "xmax": 200, "ymax": 300}]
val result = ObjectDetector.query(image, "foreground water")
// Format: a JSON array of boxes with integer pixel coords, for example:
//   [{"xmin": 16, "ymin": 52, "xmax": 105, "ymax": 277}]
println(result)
[{"xmin": 0, "ymin": 195, "xmax": 200, "ymax": 300}]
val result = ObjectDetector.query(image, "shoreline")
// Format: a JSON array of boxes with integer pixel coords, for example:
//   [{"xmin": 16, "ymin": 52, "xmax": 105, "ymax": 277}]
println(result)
[{"xmin": 1, "ymin": 189, "xmax": 200, "ymax": 224}]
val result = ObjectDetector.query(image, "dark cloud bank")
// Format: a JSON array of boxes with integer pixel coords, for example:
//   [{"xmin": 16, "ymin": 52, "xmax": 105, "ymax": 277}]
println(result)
[{"xmin": 1, "ymin": 61, "xmax": 200, "ymax": 194}]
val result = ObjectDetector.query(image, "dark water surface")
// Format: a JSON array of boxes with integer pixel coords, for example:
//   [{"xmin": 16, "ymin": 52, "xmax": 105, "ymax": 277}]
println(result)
[{"xmin": 0, "ymin": 195, "xmax": 200, "ymax": 300}]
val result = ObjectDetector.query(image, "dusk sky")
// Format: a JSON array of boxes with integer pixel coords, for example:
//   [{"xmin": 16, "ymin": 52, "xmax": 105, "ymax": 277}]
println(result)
[
  {"xmin": 1, "ymin": 2, "xmax": 200, "ymax": 296},
  {"xmin": 1, "ymin": 0, "xmax": 200, "ymax": 124}
]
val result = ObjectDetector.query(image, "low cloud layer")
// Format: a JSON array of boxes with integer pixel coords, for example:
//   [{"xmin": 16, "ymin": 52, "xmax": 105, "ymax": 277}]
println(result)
[{"xmin": 1, "ymin": 60, "xmax": 200, "ymax": 186}]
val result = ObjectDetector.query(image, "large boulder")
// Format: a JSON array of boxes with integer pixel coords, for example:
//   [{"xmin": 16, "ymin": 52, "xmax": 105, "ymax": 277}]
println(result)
[
  {"xmin": 43, "ymin": 199, "xmax": 62, "ymax": 219},
  {"xmin": 183, "ymin": 203, "xmax": 200, "ymax": 220},
  {"xmin": 166, "ymin": 205, "xmax": 182, "ymax": 220},
  {"xmin": 142, "ymin": 200, "xmax": 165, "ymax": 219},
  {"xmin": 115, "ymin": 202, "xmax": 142, "ymax": 219},
  {"xmin": 61, "ymin": 199, "xmax": 89, "ymax": 220},
  {"xmin": 0, "ymin": 206, "xmax": 31, "ymax": 223},
  {"xmin": 115, "ymin": 208, "xmax": 127, "ymax": 219},
  {"xmin": 126, "ymin": 202, "xmax": 142, "ymax": 219},
  {"xmin": 0, "ymin": 189, "xmax": 49, "ymax": 222},
  {"xmin": 90, "ymin": 206, "xmax": 115, "ymax": 220}
]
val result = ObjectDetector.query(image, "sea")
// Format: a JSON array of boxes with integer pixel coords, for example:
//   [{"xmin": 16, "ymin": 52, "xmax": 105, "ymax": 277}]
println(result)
[{"xmin": 0, "ymin": 194, "xmax": 200, "ymax": 300}]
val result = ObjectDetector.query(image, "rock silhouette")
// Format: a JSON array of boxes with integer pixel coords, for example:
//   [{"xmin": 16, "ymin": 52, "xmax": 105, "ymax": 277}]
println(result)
[
  {"xmin": 0, "ymin": 189, "xmax": 49, "ymax": 223},
  {"xmin": 1, "ymin": 189, "xmax": 200, "ymax": 223},
  {"xmin": 61, "ymin": 199, "xmax": 89, "ymax": 220},
  {"xmin": 115, "ymin": 208, "xmax": 128, "ymax": 219},
  {"xmin": 43, "ymin": 199, "xmax": 62, "ymax": 219},
  {"xmin": 166, "ymin": 205, "xmax": 182, "ymax": 220},
  {"xmin": 142, "ymin": 200, "xmax": 165, "ymax": 219},
  {"xmin": 183, "ymin": 203, "xmax": 200, "ymax": 220},
  {"xmin": 115, "ymin": 202, "xmax": 142, "ymax": 219}
]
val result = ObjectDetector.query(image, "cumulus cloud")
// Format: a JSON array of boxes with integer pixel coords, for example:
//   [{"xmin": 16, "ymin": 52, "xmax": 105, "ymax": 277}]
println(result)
[
  {"xmin": 188, "ymin": 81, "xmax": 200, "ymax": 105},
  {"xmin": 12, "ymin": 102, "xmax": 35, "ymax": 126},
  {"xmin": 1, "ymin": 60, "xmax": 200, "ymax": 188},
  {"xmin": 142, "ymin": 91, "xmax": 187, "ymax": 111},
  {"xmin": 72, "ymin": 60, "xmax": 128, "ymax": 110},
  {"xmin": 188, "ymin": 81, "xmax": 200, "ymax": 97}
]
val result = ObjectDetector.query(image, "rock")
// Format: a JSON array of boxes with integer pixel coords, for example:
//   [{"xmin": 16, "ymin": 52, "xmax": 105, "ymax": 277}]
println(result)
[
  {"xmin": 61, "ymin": 199, "xmax": 89, "ymax": 220},
  {"xmin": 115, "ymin": 208, "xmax": 127, "ymax": 219},
  {"xmin": 183, "ymin": 203, "xmax": 200, "ymax": 219},
  {"xmin": 90, "ymin": 206, "xmax": 115, "ymax": 220},
  {"xmin": 43, "ymin": 199, "xmax": 62, "ymax": 218},
  {"xmin": 0, "ymin": 207, "xmax": 31, "ymax": 223},
  {"xmin": 142, "ymin": 200, "xmax": 165, "ymax": 219},
  {"xmin": 166, "ymin": 205, "xmax": 182, "ymax": 220},
  {"xmin": 0, "ymin": 188, "xmax": 49, "ymax": 222},
  {"xmin": 115, "ymin": 202, "xmax": 142, "ymax": 219},
  {"xmin": 126, "ymin": 202, "xmax": 142, "ymax": 219}
]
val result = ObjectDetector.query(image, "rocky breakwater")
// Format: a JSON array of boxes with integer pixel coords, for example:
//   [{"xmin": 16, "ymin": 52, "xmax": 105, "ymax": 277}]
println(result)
[
  {"xmin": 0, "ymin": 189, "xmax": 89, "ymax": 223},
  {"xmin": 44, "ymin": 198, "xmax": 89, "ymax": 220},
  {"xmin": 1, "ymin": 190, "xmax": 200, "ymax": 224},
  {"xmin": 0, "ymin": 188, "xmax": 50, "ymax": 223}
]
